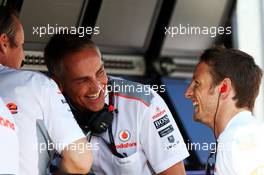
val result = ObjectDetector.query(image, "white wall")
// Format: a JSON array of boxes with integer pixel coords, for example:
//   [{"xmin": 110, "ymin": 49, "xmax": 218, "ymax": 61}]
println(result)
[{"xmin": 233, "ymin": 0, "xmax": 264, "ymax": 121}]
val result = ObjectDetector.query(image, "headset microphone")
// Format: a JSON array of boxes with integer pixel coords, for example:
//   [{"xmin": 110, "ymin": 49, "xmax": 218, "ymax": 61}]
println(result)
[{"xmin": 206, "ymin": 83, "xmax": 226, "ymax": 174}]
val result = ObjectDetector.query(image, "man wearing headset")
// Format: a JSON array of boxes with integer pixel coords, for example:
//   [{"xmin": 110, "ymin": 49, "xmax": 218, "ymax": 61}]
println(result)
[
  {"xmin": 0, "ymin": 6, "xmax": 92, "ymax": 174},
  {"xmin": 44, "ymin": 34, "xmax": 189, "ymax": 175},
  {"xmin": 185, "ymin": 46, "xmax": 264, "ymax": 175}
]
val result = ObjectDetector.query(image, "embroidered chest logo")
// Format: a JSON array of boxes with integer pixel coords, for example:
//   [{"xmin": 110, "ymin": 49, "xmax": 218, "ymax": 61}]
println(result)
[{"xmin": 119, "ymin": 130, "xmax": 131, "ymax": 142}]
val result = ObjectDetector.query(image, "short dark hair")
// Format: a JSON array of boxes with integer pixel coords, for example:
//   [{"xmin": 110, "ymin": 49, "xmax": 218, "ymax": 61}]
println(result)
[
  {"xmin": 0, "ymin": 6, "xmax": 19, "ymax": 47},
  {"xmin": 44, "ymin": 34, "xmax": 99, "ymax": 77},
  {"xmin": 200, "ymin": 46, "xmax": 263, "ymax": 110}
]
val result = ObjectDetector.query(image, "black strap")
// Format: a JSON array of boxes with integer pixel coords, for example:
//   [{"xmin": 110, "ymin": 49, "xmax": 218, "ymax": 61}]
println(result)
[
  {"xmin": 107, "ymin": 90, "xmax": 125, "ymax": 157},
  {"xmin": 108, "ymin": 124, "xmax": 126, "ymax": 158},
  {"xmin": 109, "ymin": 89, "xmax": 114, "ymax": 106},
  {"xmin": 91, "ymin": 127, "xmax": 125, "ymax": 158},
  {"xmin": 205, "ymin": 142, "xmax": 217, "ymax": 175}
]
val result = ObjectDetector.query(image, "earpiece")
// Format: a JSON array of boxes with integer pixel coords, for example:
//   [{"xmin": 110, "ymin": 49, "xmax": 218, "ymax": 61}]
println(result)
[{"xmin": 220, "ymin": 84, "xmax": 227, "ymax": 93}]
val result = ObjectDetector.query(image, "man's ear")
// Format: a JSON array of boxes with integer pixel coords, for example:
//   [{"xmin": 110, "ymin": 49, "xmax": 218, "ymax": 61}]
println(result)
[
  {"xmin": 52, "ymin": 75, "xmax": 64, "ymax": 92},
  {"xmin": 0, "ymin": 33, "xmax": 10, "ymax": 54},
  {"xmin": 219, "ymin": 78, "xmax": 232, "ymax": 99}
]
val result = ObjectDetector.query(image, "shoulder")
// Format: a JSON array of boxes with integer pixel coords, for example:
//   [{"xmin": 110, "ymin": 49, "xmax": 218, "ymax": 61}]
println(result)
[
  {"xmin": 109, "ymin": 77, "xmax": 156, "ymax": 107},
  {"xmin": 231, "ymin": 122, "xmax": 264, "ymax": 174},
  {"xmin": 0, "ymin": 97, "xmax": 12, "ymax": 118},
  {"xmin": 1, "ymin": 67, "xmax": 55, "ymax": 88},
  {"xmin": 219, "ymin": 113, "xmax": 264, "ymax": 154}
]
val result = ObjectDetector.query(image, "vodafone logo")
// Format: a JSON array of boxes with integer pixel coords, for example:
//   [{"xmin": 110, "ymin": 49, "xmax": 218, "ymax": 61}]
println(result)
[
  {"xmin": 119, "ymin": 130, "xmax": 131, "ymax": 142},
  {"xmin": 116, "ymin": 142, "xmax": 137, "ymax": 149}
]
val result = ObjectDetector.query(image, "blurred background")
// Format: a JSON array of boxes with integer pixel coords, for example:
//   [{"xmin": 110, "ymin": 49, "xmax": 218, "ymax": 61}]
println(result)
[{"xmin": 1, "ymin": 0, "xmax": 263, "ymax": 173}]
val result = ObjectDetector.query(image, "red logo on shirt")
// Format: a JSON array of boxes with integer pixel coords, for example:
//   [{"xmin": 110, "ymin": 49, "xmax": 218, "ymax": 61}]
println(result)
[
  {"xmin": 116, "ymin": 142, "xmax": 137, "ymax": 149},
  {"xmin": 6, "ymin": 103, "xmax": 18, "ymax": 114},
  {"xmin": 119, "ymin": 130, "xmax": 131, "ymax": 142},
  {"xmin": 0, "ymin": 116, "xmax": 15, "ymax": 130},
  {"xmin": 152, "ymin": 108, "xmax": 166, "ymax": 120}
]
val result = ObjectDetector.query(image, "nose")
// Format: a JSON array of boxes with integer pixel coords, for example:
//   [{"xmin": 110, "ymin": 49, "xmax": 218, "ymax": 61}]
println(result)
[{"xmin": 184, "ymin": 85, "xmax": 193, "ymax": 99}]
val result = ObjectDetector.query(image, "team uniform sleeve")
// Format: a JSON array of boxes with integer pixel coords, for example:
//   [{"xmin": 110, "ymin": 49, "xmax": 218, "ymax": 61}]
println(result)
[
  {"xmin": 0, "ymin": 98, "xmax": 19, "ymax": 174},
  {"xmin": 139, "ymin": 91, "xmax": 189, "ymax": 173},
  {"xmin": 40, "ymin": 79, "xmax": 85, "ymax": 153}
]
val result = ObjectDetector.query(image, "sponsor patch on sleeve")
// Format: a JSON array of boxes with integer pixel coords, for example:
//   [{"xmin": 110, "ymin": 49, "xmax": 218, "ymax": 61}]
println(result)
[
  {"xmin": 152, "ymin": 107, "xmax": 166, "ymax": 120},
  {"xmin": 158, "ymin": 125, "xmax": 174, "ymax": 137},
  {"xmin": 153, "ymin": 115, "xmax": 170, "ymax": 129},
  {"xmin": 167, "ymin": 135, "xmax": 175, "ymax": 143}
]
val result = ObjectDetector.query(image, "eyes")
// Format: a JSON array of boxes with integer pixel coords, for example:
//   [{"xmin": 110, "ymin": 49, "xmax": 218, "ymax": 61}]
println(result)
[
  {"xmin": 96, "ymin": 67, "xmax": 105, "ymax": 77},
  {"xmin": 186, "ymin": 79, "xmax": 200, "ymax": 91},
  {"xmin": 75, "ymin": 67, "xmax": 106, "ymax": 85},
  {"xmin": 194, "ymin": 80, "xmax": 200, "ymax": 88},
  {"xmin": 75, "ymin": 78, "xmax": 88, "ymax": 85}
]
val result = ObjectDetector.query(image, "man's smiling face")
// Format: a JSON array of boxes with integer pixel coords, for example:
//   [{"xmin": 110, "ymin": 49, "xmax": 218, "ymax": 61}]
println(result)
[
  {"xmin": 184, "ymin": 62, "xmax": 219, "ymax": 126},
  {"xmin": 59, "ymin": 47, "xmax": 108, "ymax": 112}
]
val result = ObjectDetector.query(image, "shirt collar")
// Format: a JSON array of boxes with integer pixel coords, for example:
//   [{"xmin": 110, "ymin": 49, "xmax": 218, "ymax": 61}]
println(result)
[{"xmin": 219, "ymin": 110, "xmax": 252, "ymax": 139}]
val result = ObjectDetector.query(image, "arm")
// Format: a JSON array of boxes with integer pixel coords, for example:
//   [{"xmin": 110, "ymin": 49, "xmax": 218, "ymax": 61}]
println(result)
[
  {"xmin": 42, "ymin": 79, "xmax": 93, "ymax": 174},
  {"xmin": 140, "ymin": 91, "xmax": 189, "ymax": 174},
  {"xmin": 60, "ymin": 138, "xmax": 93, "ymax": 174},
  {"xmin": 159, "ymin": 161, "xmax": 186, "ymax": 175}
]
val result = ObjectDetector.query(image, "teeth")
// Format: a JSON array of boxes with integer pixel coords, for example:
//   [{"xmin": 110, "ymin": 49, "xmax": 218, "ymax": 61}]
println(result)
[
  {"xmin": 88, "ymin": 90, "xmax": 101, "ymax": 99},
  {"xmin": 193, "ymin": 101, "xmax": 198, "ymax": 107}
]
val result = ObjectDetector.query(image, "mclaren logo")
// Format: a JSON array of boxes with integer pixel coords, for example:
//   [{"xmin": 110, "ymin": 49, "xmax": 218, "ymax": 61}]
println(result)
[{"xmin": 6, "ymin": 103, "xmax": 18, "ymax": 114}]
